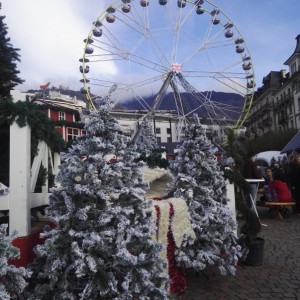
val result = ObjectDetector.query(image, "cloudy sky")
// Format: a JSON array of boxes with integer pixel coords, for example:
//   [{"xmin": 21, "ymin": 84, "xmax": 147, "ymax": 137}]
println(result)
[{"xmin": 1, "ymin": 0, "xmax": 299, "ymax": 93}]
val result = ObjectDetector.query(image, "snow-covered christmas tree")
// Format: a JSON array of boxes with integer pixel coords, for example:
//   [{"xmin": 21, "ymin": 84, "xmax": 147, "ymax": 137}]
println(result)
[
  {"xmin": 168, "ymin": 115, "xmax": 241, "ymax": 276},
  {"xmin": 27, "ymin": 99, "xmax": 168, "ymax": 299},
  {"xmin": 135, "ymin": 116, "xmax": 168, "ymax": 169},
  {"xmin": 135, "ymin": 116, "xmax": 158, "ymax": 156},
  {"xmin": 0, "ymin": 224, "xmax": 31, "ymax": 299}
]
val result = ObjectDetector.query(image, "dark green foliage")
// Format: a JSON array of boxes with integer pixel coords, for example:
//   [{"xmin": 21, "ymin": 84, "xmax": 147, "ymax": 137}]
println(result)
[
  {"xmin": 223, "ymin": 129, "xmax": 261, "ymax": 249},
  {"xmin": 0, "ymin": 14, "xmax": 24, "ymax": 98},
  {"xmin": 138, "ymin": 148, "xmax": 169, "ymax": 169},
  {"xmin": 238, "ymin": 202, "xmax": 261, "ymax": 244},
  {"xmin": 223, "ymin": 128, "xmax": 250, "ymax": 195},
  {"xmin": 0, "ymin": 96, "xmax": 66, "ymax": 155},
  {"xmin": 34, "ymin": 164, "xmax": 48, "ymax": 193},
  {"xmin": 0, "ymin": 97, "xmax": 65, "ymax": 186},
  {"xmin": 224, "ymin": 128, "xmax": 245, "ymax": 170},
  {"xmin": 242, "ymin": 129, "xmax": 297, "ymax": 153}
]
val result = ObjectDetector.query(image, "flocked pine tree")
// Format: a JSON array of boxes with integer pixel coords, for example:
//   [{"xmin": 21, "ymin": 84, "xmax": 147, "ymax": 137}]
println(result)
[
  {"xmin": 135, "ymin": 117, "xmax": 168, "ymax": 169},
  {"xmin": 168, "ymin": 115, "xmax": 241, "ymax": 276},
  {"xmin": 0, "ymin": 224, "xmax": 31, "ymax": 299},
  {"xmin": 135, "ymin": 117, "xmax": 158, "ymax": 156},
  {"xmin": 27, "ymin": 99, "xmax": 168, "ymax": 300}
]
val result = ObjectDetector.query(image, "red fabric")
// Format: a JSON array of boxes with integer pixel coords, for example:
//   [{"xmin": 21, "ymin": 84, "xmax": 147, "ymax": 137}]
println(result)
[
  {"xmin": 10, "ymin": 224, "xmax": 52, "ymax": 267},
  {"xmin": 268, "ymin": 180, "xmax": 291, "ymax": 202},
  {"xmin": 167, "ymin": 203, "xmax": 186, "ymax": 295}
]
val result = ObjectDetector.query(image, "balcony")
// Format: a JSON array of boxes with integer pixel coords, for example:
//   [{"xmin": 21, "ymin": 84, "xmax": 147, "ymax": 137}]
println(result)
[
  {"xmin": 274, "ymin": 93, "xmax": 293, "ymax": 110},
  {"xmin": 278, "ymin": 117, "xmax": 287, "ymax": 125},
  {"xmin": 263, "ymin": 117, "xmax": 272, "ymax": 126},
  {"xmin": 257, "ymin": 122, "xmax": 263, "ymax": 129},
  {"xmin": 260, "ymin": 101, "xmax": 272, "ymax": 112},
  {"xmin": 237, "ymin": 132, "xmax": 246, "ymax": 140},
  {"xmin": 250, "ymin": 127, "xmax": 256, "ymax": 134}
]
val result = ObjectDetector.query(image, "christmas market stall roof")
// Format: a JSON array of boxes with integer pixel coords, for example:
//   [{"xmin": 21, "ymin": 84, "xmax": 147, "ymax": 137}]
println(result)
[{"xmin": 281, "ymin": 131, "xmax": 300, "ymax": 154}]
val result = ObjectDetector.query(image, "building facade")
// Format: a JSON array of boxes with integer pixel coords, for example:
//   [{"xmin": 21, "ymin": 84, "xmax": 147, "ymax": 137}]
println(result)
[
  {"xmin": 111, "ymin": 109, "xmax": 245, "ymax": 145},
  {"xmin": 11, "ymin": 90, "xmax": 87, "ymax": 143},
  {"xmin": 12, "ymin": 85, "xmax": 246, "ymax": 150},
  {"xmin": 245, "ymin": 34, "xmax": 300, "ymax": 138}
]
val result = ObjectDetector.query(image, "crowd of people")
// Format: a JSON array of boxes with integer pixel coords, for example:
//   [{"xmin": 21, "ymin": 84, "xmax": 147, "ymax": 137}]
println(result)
[{"xmin": 243, "ymin": 152, "xmax": 300, "ymax": 215}]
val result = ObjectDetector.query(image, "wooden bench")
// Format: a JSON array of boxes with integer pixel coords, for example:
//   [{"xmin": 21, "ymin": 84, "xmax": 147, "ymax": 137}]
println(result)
[{"xmin": 256, "ymin": 201, "xmax": 296, "ymax": 220}]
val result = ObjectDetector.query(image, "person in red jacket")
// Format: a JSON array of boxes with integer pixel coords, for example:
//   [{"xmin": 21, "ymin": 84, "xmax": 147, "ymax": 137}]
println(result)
[{"xmin": 268, "ymin": 171, "xmax": 291, "ymax": 202}]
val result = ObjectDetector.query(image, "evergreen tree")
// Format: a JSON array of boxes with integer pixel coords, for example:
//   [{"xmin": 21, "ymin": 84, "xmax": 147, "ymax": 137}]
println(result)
[
  {"xmin": 135, "ymin": 116, "xmax": 169, "ymax": 169},
  {"xmin": 0, "ymin": 5, "xmax": 24, "ymax": 99},
  {"xmin": 135, "ymin": 117, "xmax": 158, "ymax": 156},
  {"xmin": 0, "ymin": 224, "xmax": 31, "ymax": 299},
  {"xmin": 28, "ymin": 99, "xmax": 168, "ymax": 299},
  {"xmin": 168, "ymin": 116, "xmax": 241, "ymax": 276}
]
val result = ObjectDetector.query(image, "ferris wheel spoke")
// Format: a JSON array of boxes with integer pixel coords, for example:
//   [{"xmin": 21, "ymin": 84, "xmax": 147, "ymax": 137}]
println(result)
[
  {"xmin": 181, "ymin": 39, "xmax": 233, "ymax": 66},
  {"xmin": 88, "ymin": 40, "xmax": 168, "ymax": 74},
  {"xmin": 169, "ymin": 2, "xmax": 194, "ymax": 64},
  {"xmin": 91, "ymin": 20, "xmax": 168, "ymax": 73},
  {"xmin": 89, "ymin": 74, "xmax": 164, "ymax": 95},
  {"xmin": 114, "ymin": 6, "xmax": 171, "ymax": 68},
  {"xmin": 215, "ymin": 76, "xmax": 247, "ymax": 94},
  {"xmin": 176, "ymin": 73, "xmax": 242, "ymax": 124},
  {"xmin": 181, "ymin": 14, "xmax": 232, "ymax": 66}
]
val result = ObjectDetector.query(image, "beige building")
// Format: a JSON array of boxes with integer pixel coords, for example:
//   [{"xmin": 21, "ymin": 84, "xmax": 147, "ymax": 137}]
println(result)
[{"xmin": 245, "ymin": 34, "xmax": 300, "ymax": 138}]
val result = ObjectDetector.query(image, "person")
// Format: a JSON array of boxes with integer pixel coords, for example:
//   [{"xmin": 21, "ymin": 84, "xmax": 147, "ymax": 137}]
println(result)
[
  {"xmin": 263, "ymin": 168, "xmax": 273, "ymax": 185},
  {"xmin": 258, "ymin": 168, "xmax": 274, "ymax": 201},
  {"xmin": 243, "ymin": 152, "xmax": 261, "ymax": 180},
  {"xmin": 267, "ymin": 171, "xmax": 292, "ymax": 218},
  {"xmin": 268, "ymin": 171, "xmax": 291, "ymax": 203},
  {"xmin": 243, "ymin": 152, "xmax": 262, "ymax": 209},
  {"xmin": 288, "ymin": 154, "xmax": 300, "ymax": 214}
]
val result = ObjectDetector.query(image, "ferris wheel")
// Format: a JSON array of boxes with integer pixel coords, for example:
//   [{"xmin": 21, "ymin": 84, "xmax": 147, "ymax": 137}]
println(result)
[{"xmin": 80, "ymin": 0, "xmax": 255, "ymax": 140}]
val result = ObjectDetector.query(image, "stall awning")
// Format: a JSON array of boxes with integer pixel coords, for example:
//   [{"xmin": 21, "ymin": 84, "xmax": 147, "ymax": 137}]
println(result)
[{"xmin": 281, "ymin": 131, "xmax": 300, "ymax": 154}]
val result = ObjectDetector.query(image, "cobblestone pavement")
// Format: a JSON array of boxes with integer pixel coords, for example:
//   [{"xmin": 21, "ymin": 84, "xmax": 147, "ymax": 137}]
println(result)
[{"xmin": 182, "ymin": 206, "xmax": 300, "ymax": 300}]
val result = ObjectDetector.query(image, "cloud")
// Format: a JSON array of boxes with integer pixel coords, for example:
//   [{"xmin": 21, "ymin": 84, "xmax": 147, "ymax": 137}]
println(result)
[
  {"xmin": 2, "ymin": 0, "xmax": 299, "ymax": 95},
  {"xmin": 2, "ymin": 0, "xmax": 108, "ymax": 90}
]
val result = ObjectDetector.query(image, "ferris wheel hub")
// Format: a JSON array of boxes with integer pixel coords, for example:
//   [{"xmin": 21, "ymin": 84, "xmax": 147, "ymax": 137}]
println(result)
[{"xmin": 171, "ymin": 63, "xmax": 183, "ymax": 73}]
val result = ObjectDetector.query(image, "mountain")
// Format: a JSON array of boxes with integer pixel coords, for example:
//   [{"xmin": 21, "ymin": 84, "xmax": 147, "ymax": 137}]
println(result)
[
  {"xmin": 117, "ymin": 91, "xmax": 244, "ymax": 120},
  {"xmin": 26, "ymin": 86, "xmax": 244, "ymax": 120}
]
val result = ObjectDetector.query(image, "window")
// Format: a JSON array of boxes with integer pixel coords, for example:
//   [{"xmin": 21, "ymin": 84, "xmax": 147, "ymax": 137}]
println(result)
[
  {"xmin": 67, "ymin": 128, "xmax": 79, "ymax": 141},
  {"xmin": 155, "ymin": 127, "xmax": 161, "ymax": 134},
  {"xmin": 59, "ymin": 111, "xmax": 65, "ymax": 120},
  {"xmin": 167, "ymin": 137, "xmax": 172, "ymax": 143},
  {"xmin": 167, "ymin": 128, "xmax": 171, "ymax": 134},
  {"xmin": 156, "ymin": 137, "xmax": 161, "ymax": 143},
  {"xmin": 291, "ymin": 63, "xmax": 296, "ymax": 74}
]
